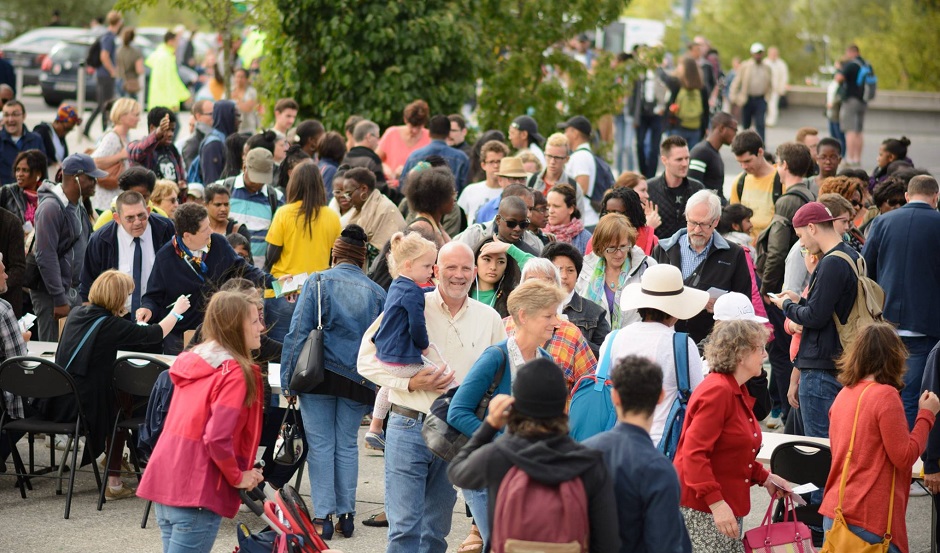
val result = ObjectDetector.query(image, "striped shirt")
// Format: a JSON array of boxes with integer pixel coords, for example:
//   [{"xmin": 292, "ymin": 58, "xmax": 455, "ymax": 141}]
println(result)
[
  {"xmin": 228, "ymin": 175, "xmax": 284, "ymax": 269},
  {"xmin": 0, "ymin": 299, "xmax": 27, "ymax": 418}
]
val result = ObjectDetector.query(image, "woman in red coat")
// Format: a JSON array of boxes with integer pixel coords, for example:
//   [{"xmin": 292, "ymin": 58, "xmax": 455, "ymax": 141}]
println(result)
[
  {"xmin": 137, "ymin": 291, "xmax": 266, "ymax": 553},
  {"xmin": 819, "ymin": 323, "xmax": 939, "ymax": 553},
  {"xmin": 673, "ymin": 319, "xmax": 783, "ymax": 552}
]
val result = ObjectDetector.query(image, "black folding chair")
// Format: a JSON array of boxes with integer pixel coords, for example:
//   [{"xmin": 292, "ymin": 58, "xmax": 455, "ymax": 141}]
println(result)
[
  {"xmin": 0, "ymin": 356, "xmax": 102, "ymax": 519},
  {"xmin": 97, "ymin": 355, "xmax": 169, "ymax": 511},
  {"xmin": 771, "ymin": 440, "xmax": 832, "ymax": 547}
]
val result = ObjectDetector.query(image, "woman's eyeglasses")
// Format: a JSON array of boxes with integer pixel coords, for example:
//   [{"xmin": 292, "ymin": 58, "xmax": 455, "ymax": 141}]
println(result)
[{"xmin": 604, "ymin": 245, "xmax": 630, "ymax": 255}]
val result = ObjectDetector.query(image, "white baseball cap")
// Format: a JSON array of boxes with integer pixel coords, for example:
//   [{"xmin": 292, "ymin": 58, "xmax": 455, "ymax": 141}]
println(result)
[
  {"xmin": 750, "ymin": 42, "xmax": 765, "ymax": 55},
  {"xmin": 713, "ymin": 292, "xmax": 769, "ymax": 323}
]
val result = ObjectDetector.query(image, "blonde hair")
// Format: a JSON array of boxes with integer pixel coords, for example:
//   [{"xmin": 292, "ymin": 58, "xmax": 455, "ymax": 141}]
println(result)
[
  {"xmin": 615, "ymin": 171, "xmax": 644, "ymax": 190},
  {"xmin": 387, "ymin": 231, "xmax": 437, "ymax": 279},
  {"xmin": 507, "ymin": 279, "xmax": 565, "ymax": 325},
  {"xmin": 201, "ymin": 291, "xmax": 259, "ymax": 407},
  {"xmin": 592, "ymin": 213, "xmax": 637, "ymax": 254},
  {"xmin": 110, "ymin": 98, "xmax": 141, "ymax": 126},
  {"xmin": 517, "ymin": 151, "xmax": 542, "ymax": 173},
  {"xmin": 89, "ymin": 270, "xmax": 134, "ymax": 315},
  {"xmin": 545, "ymin": 132, "xmax": 569, "ymax": 149},
  {"xmin": 705, "ymin": 319, "xmax": 770, "ymax": 374},
  {"xmin": 151, "ymin": 180, "xmax": 180, "ymax": 205}
]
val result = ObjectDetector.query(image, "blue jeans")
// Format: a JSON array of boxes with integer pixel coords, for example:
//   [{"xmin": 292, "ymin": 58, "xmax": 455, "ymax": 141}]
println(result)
[
  {"xmin": 614, "ymin": 112, "xmax": 636, "ymax": 174},
  {"xmin": 635, "ymin": 113, "xmax": 665, "ymax": 178},
  {"xmin": 298, "ymin": 393, "xmax": 370, "ymax": 518},
  {"xmin": 823, "ymin": 517, "xmax": 901, "ymax": 553},
  {"xmin": 669, "ymin": 126, "xmax": 701, "ymax": 149},
  {"xmin": 901, "ymin": 336, "xmax": 939, "ymax": 429},
  {"xmin": 828, "ymin": 120, "xmax": 846, "ymax": 157},
  {"xmin": 385, "ymin": 412, "xmax": 457, "ymax": 553},
  {"xmin": 464, "ymin": 488, "xmax": 490, "ymax": 549},
  {"xmin": 265, "ymin": 295, "xmax": 298, "ymax": 344},
  {"xmin": 154, "ymin": 503, "xmax": 223, "ymax": 553},
  {"xmin": 742, "ymin": 96, "xmax": 768, "ymax": 142},
  {"xmin": 799, "ymin": 369, "xmax": 842, "ymax": 438}
]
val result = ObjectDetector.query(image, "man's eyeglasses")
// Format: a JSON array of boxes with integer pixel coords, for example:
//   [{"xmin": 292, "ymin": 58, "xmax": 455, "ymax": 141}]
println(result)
[
  {"xmin": 122, "ymin": 213, "xmax": 149, "ymax": 223},
  {"xmin": 687, "ymin": 219, "xmax": 714, "ymax": 230},
  {"xmin": 545, "ymin": 154, "xmax": 568, "ymax": 162},
  {"xmin": 604, "ymin": 245, "xmax": 631, "ymax": 255},
  {"xmin": 483, "ymin": 159, "xmax": 502, "ymax": 167},
  {"xmin": 502, "ymin": 218, "xmax": 530, "ymax": 230}
]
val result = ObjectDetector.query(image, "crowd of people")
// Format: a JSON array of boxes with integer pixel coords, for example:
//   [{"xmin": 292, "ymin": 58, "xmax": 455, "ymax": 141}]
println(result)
[{"xmin": 1, "ymin": 16, "xmax": 939, "ymax": 553}]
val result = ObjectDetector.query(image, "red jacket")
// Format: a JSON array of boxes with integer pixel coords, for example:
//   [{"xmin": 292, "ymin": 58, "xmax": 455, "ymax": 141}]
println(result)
[
  {"xmin": 674, "ymin": 372, "xmax": 770, "ymax": 516},
  {"xmin": 137, "ymin": 351, "xmax": 263, "ymax": 518},
  {"xmin": 819, "ymin": 382, "xmax": 935, "ymax": 553}
]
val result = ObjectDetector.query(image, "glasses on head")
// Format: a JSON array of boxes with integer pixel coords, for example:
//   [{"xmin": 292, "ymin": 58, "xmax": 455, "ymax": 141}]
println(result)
[
  {"xmin": 604, "ymin": 245, "xmax": 631, "ymax": 255},
  {"xmin": 502, "ymin": 218, "xmax": 530, "ymax": 230},
  {"xmin": 887, "ymin": 198, "xmax": 906, "ymax": 207},
  {"xmin": 687, "ymin": 219, "xmax": 714, "ymax": 230},
  {"xmin": 545, "ymin": 154, "xmax": 568, "ymax": 162},
  {"xmin": 122, "ymin": 213, "xmax": 149, "ymax": 223}
]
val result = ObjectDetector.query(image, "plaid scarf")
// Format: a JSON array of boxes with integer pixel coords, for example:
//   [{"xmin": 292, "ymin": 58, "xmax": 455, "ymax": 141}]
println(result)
[
  {"xmin": 172, "ymin": 235, "xmax": 210, "ymax": 281},
  {"xmin": 545, "ymin": 217, "xmax": 585, "ymax": 245}
]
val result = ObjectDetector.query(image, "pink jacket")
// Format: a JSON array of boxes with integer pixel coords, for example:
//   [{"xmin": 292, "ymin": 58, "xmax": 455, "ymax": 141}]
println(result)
[{"xmin": 137, "ymin": 350, "xmax": 263, "ymax": 518}]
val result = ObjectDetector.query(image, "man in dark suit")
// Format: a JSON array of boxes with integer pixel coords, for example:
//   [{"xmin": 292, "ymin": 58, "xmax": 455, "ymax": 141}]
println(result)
[
  {"xmin": 864, "ymin": 175, "xmax": 940, "ymax": 430},
  {"xmin": 80, "ymin": 190, "xmax": 175, "ymax": 317}
]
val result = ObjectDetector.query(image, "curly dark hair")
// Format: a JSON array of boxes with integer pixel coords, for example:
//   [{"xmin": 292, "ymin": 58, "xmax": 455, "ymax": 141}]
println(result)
[
  {"xmin": 872, "ymin": 176, "xmax": 907, "ymax": 208},
  {"xmin": 12, "ymin": 149, "xmax": 48, "ymax": 182},
  {"xmin": 601, "ymin": 186, "xmax": 646, "ymax": 228},
  {"xmin": 118, "ymin": 166, "xmax": 157, "ymax": 192},
  {"xmin": 468, "ymin": 236, "xmax": 521, "ymax": 319},
  {"xmin": 405, "ymin": 167, "xmax": 455, "ymax": 215}
]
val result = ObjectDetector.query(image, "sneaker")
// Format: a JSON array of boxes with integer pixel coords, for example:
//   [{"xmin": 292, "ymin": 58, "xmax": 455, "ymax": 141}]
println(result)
[
  {"xmin": 104, "ymin": 482, "xmax": 136, "ymax": 500},
  {"xmin": 765, "ymin": 416, "xmax": 784, "ymax": 429},
  {"xmin": 49, "ymin": 435, "xmax": 70, "ymax": 451},
  {"xmin": 98, "ymin": 453, "xmax": 135, "ymax": 476},
  {"xmin": 911, "ymin": 482, "xmax": 929, "ymax": 497},
  {"xmin": 364, "ymin": 431, "xmax": 385, "ymax": 451}
]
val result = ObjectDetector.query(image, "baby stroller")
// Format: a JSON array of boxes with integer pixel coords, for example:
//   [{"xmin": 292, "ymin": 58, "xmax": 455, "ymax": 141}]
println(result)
[{"xmin": 235, "ymin": 484, "xmax": 332, "ymax": 553}]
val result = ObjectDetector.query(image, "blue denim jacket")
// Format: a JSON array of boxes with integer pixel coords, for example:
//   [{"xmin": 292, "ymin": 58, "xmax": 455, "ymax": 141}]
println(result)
[{"xmin": 280, "ymin": 263, "xmax": 387, "ymax": 393}]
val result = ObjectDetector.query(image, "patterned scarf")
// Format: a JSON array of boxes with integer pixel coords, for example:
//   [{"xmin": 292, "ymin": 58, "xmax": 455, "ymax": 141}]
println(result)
[
  {"xmin": 584, "ymin": 255, "xmax": 631, "ymax": 330},
  {"xmin": 172, "ymin": 235, "xmax": 210, "ymax": 281},
  {"xmin": 545, "ymin": 217, "xmax": 585, "ymax": 245}
]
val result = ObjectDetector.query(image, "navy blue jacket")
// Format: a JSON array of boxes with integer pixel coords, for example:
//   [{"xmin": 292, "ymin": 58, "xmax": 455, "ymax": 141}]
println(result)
[
  {"xmin": 141, "ymin": 233, "xmax": 270, "ymax": 335},
  {"xmin": 0, "ymin": 127, "xmax": 46, "ymax": 185},
  {"xmin": 863, "ymin": 201, "xmax": 940, "ymax": 338},
  {"xmin": 921, "ymin": 341, "xmax": 940, "ymax": 473},
  {"xmin": 783, "ymin": 242, "xmax": 858, "ymax": 371},
  {"xmin": 373, "ymin": 276, "xmax": 429, "ymax": 365},
  {"xmin": 79, "ymin": 214, "xmax": 176, "ymax": 301},
  {"xmin": 584, "ymin": 423, "xmax": 691, "ymax": 553},
  {"xmin": 399, "ymin": 139, "xmax": 470, "ymax": 193}
]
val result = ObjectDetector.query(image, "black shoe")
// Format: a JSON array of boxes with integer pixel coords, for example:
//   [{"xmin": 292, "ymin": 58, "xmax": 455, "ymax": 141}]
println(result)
[
  {"xmin": 362, "ymin": 511, "xmax": 389, "ymax": 527},
  {"xmin": 337, "ymin": 513, "xmax": 354, "ymax": 538},
  {"xmin": 313, "ymin": 515, "xmax": 333, "ymax": 540}
]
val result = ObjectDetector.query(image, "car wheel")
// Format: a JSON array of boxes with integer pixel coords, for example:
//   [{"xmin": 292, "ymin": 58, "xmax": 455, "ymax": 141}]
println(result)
[{"xmin": 43, "ymin": 93, "xmax": 61, "ymax": 107}]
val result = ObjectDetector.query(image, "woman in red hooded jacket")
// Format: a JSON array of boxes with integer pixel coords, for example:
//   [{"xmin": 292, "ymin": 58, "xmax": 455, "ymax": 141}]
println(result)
[{"xmin": 137, "ymin": 291, "xmax": 266, "ymax": 553}]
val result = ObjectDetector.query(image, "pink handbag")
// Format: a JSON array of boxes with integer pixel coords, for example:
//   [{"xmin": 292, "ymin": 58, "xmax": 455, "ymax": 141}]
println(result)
[{"xmin": 742, "ymin": 495, "xmax": 817, "ymax": 553}]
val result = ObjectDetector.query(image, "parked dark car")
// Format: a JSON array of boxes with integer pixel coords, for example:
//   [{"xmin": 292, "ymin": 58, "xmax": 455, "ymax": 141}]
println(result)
[
  {"xmin": 39, "ymin": 34, "xmax": 197, "ymax": 108},
  {"xmin": 0, "ymin": 26, "xmax": 86, "ymax": 86}
]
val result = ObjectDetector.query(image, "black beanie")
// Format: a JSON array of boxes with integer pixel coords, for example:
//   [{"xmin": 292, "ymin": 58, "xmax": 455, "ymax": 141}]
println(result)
[{"xmin": 511, "ymin": 358, "xmax": 568, "ymax": 419}]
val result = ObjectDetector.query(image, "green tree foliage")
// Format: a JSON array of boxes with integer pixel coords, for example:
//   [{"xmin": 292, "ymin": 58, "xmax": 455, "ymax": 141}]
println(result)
[
  {"xmin": 259, "ymin": 0, "xmax": 483, "ymax": 132},
  {"xmin": 0, "ymin": 1, "xmax": 115, "ymax": 37},
  {"xmin": 689, "ymin": 0, "xmax": 940, "ymax": 91},
  {"xmin": 473, "ymin": 0, "xmax": 633, "ymax": 145}
]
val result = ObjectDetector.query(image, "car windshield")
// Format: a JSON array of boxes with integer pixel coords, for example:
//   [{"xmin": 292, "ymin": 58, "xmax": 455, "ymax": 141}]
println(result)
[
  {"xmin": 49, "ymin": 42, "xmax": 89, "ymax": 63},
  {"xmin": 4, "ymin": 27, "xmax": 84, "ymax": 50}
]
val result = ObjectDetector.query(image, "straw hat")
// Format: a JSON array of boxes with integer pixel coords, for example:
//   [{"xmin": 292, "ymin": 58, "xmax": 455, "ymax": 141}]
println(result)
[{"xmin": 620, "ymin": 265, "xmax": 709, "ymax": 321}]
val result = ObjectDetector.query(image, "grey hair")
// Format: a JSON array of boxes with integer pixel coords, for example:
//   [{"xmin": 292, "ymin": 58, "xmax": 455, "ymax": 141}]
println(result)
[
  {"xmin": 522, "ymin": 257, "xmax": 562, "ymax": 288},
  {"xmin": 353, "ymin": 120, "xmax": 380, "ymax": 143},
  {"xmin": 684, "ymin": 190, "xmax": 722, "ymax": 221}
]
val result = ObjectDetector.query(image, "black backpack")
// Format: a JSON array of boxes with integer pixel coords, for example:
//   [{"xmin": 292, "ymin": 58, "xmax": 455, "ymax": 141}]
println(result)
[
  {"xmin": 86, "ymin": 37, "xmax": 103, "ymax": 69},
  {"xmin": 736, "ymin": 171, "xmax": 783, "ymax": 205}
]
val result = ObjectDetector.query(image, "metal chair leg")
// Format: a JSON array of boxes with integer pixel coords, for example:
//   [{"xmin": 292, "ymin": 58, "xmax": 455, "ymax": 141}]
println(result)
[
  {"xmin": 63, "ymin": 431, "xmax": 80, "ymax": 519},
  {"xmin": 141, "ymin": 500, "xmax": 153, "ymax": 528},
  {"xmin": 98, "ymin": 418, "xmax": 121, "ymax": 510},
  {"xmin": 55, "ymin": 436, "xmax": 73, "ymax": 496}
]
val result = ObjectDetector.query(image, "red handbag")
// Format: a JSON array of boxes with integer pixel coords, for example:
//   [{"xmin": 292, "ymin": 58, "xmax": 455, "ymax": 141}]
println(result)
[{"xmin": 742, "ymin": 495, "xmax": 817, "ymax": 553}]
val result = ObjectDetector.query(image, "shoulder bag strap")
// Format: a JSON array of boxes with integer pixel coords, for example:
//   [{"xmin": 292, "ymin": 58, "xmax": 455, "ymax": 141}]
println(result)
[
  {"xmin": 835, "ymin": 383, "xmax": 875, "ymax": 515},
  {"xmin": 736, "ymin": 173, "xmax": 747, "ymax": 202},
  {"xmin": 884, "ymin": 468, "xmax": 896, "ymax": 543},
  {"xmin": 475, "ymin": 346, "xmax": 507, "ymax": 419},
  {"xmin": 64, "ymin": 316, "xmax": 108, "ymax": 371},
  {"xmin": 316, "ymin": 274, "xmax": 322, "ymax": 330},
  {"xmin": 673, "ymin": 332, "xmax": 691, "ymax": 400},
  {"xmin": 594, "ymin": 329, "xmax": 620, "ymax": 391}
]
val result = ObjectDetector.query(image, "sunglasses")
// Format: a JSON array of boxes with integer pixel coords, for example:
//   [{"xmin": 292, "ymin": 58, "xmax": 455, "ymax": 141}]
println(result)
[{"xmin": 501, "ymin": 218, "xmax": 530, "ymax": 230}]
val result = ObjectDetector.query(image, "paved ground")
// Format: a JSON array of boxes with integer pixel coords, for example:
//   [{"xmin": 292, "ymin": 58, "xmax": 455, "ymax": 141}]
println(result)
[{"xmin": 0, "ymin": 425, "xmax": 936, "ymax": 553}]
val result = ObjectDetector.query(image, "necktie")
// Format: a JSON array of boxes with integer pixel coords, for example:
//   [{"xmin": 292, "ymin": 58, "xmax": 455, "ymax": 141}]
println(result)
[{"xmin": 132, "ymin": 237, "xmax": 143, "ymax": 314}]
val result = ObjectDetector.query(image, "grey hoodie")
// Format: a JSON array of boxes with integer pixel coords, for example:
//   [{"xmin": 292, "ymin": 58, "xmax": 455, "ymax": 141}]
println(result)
[
  {"xmin": 33, "ymin": 181, "xmax": 92, "ymax": 304},
  {"xmin": 200, "ymin": 100, "xmax": 238, "ymax": 184}
]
